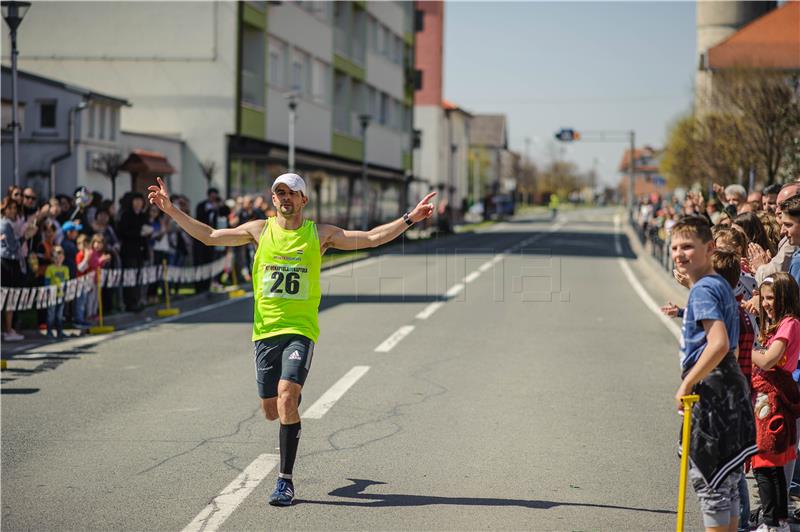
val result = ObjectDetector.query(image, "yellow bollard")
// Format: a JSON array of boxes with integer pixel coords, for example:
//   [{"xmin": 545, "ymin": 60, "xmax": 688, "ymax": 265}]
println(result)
[
  {"xmin": 676, "ymin": 394, "xmax": 701, "ymax": 532},
  {"xmin": 228, "ymin": 256, "xmax": 246, "ymax": 299},
  {"xmin": 157, "ymin": 259, "xmax": 180, "ymax": 317},
  {"xmin": 89, "ymin": 269, "xmax": 115, "ymax": 334}
]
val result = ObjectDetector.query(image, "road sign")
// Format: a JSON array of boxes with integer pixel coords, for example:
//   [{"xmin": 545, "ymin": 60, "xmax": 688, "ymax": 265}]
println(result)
[{"xmin": 554, "ymin": 128, "xmax": 581, "ymax": 142}]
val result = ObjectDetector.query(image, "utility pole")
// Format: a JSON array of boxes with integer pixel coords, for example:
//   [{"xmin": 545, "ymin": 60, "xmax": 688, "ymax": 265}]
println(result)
[
  {"xmin": 2, "ymin": 1, "xmax": 31, "ymax": 188},
  {"xmin": 472, "ymin": 153, "xmax": 481, "ymax": 207},
  {"xmin": 359, "ymin": 114, "xmax": 372, "ymax": 231},
  {"xmin": 628, "ymin": 130, "xmax": 635, "ymax": 214},
  {"xmin": 286, "ymin": 92, "xmax": 298, "ymax": 173}
]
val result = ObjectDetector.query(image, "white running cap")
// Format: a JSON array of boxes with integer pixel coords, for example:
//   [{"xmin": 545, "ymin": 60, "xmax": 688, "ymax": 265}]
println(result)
[{"xmin": 271, "ymin": 173, "xmax": 307, "ymax": 196}]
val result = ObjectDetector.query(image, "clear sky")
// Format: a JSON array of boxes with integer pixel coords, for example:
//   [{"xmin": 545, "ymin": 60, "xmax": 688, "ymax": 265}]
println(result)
[{"xmin": 444, "ymin": 1, "xmax": 697, "ymax": 189}]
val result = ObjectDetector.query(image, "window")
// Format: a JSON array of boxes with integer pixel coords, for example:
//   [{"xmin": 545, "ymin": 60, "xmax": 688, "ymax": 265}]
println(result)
[
  {"xmin": 377, "ymin": 24, "xmax": 386, "ymax": 57},
  {"xmin": 269, "ymin": 37, "xmax": 288, "ymax": 88},
  {"xmin": 393, "ymin": 35, "xmax": 403, "ymax": 64},
  {"xmin": 109, "ymin": 108, "xmax": 117, "ymax": 140},
  {"xmin": 312, "ymin": 59, "xmax": 330, "ymax": 104},
  {"xmin": 1, "ymin": 101, "xmax": 25, "ymax": 132},
  {"xmin": 299, "ymin": 1, "xmax": 330, "ymax": 21},
  {"xmin": 333, "ymin": 2, "xmax": 350, "ymax": 57},
  {"xmin": 333, "ymin": 72, "xmax": 350, "ymax": 134},
  {"xmin": 87, "ymin": 105, "xmax": 95, "ymax": 138},
  {"xmin": 242, "ymin": 26, "xmax": 266, "ymax": 107},
  {"xmin": 352, "ymin": 81, "xmax": 367, "ymax": 116},
  {"xmin": 98, "ymin": 105, "xmax": 106, "ymax": 139},
  {"xmin": 379, "ymin": 93, "xmax": 389, "ymax": 125},
  {"xmin": 352, "ymin": 7, "xmax": 366, "ymax": 64},
  {"xmin": 39, "ymin": 101, "xmax": 56, "ymax": 129},
  {"xmin": 368, "ymin": 15, "xmax": 377, "ymax": 53},
  {"xmin": 383, "ymin": 27, "xmax": 392, "ymax": 58},
  {"xmin": 290, "ymin": 48, "xmax": 311, "ymax": 95},
  {"xmin": 367, "ymin": 86, "xmax": 378, "ymax": 118}
]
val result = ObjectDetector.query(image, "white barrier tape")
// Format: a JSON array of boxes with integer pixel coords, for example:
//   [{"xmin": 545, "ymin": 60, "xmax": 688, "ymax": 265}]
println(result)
[{"xmin": 0, "ymin": 257, "xmax": 226, "ymax": 311}]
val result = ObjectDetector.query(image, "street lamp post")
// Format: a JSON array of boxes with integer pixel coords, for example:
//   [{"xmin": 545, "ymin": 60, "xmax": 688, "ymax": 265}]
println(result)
[
  {"xmin": 2, "ymin": 1, "xmax": 31, "ymax": 188},
  {"xmin": 286, "ymin": 91, "xmax": 298, "ymax": 173},
  {"xmin": 359, "ymin": 113, "xmax": 371, "ymax": 230},
  {"xmin": 628, "ymin": 130, "xmax": 636, "ymax": 215}
]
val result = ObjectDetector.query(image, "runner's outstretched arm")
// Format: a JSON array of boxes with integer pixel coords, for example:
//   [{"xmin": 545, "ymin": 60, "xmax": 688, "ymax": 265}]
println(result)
[
  {"xmin": 320, "ymin": 192, "xmax": 436, "ymax": 251},
  {"xmin": 147, "ymin": 177, "xmax": 262, "ymax": 247}
]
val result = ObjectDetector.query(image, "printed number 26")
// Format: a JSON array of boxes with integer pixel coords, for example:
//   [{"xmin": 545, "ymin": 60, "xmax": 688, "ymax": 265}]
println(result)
[{"xmin": 270, "ymin": 271, "xmax": 300, "ymax": 294}]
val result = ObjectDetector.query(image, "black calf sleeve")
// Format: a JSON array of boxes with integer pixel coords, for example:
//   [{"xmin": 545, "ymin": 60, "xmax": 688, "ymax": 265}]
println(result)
[{"xmin": 279, "ymin": 422, "xmax": 301, "ymax": 479}]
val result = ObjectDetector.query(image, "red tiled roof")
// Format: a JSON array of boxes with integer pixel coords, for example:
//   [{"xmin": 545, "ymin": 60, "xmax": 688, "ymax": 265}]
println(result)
[
  {"xmin": 442, "ymin": 99, "xmax": 458, "ymax": 110},
  {"xmin": 121, "ymin": 149, "xmax": 176, "ymax": 175},
  {"xmin": 707, "ymin": 1, "xmax": 800, "ymax": 70},
  {"xmin": 618, "ymin": 146, "xmax": 660, "ymax": 172}
]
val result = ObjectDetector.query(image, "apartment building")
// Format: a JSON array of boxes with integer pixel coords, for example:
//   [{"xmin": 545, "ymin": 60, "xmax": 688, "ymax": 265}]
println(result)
[
  {"xmin": 3, "ymin": 1, "xmax": 415, "ymax": 226},
  {"xmin": 413, "ymin": 1, "xmax": 471, "ymax": 215}
]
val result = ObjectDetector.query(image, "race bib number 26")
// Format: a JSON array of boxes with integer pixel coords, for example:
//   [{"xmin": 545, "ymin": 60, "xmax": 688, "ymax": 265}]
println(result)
[{"xmin": 262, "ymin": 264, "xmax": 309, "ymax": 300}]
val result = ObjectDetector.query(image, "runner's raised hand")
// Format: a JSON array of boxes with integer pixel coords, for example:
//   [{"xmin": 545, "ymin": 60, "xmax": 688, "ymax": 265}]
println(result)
[
  {"xmin": 409, "ymin": 191, "xmax": 437, "ymax": 222},
  {"xmin": 147, "ymin": 176, "xmax": 173, "ymax": 213}
]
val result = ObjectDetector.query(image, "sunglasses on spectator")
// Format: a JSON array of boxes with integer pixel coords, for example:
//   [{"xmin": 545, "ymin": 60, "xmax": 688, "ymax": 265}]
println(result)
[{"xmin": 23, "ymin": 195, "xmax": 36, "ymax": 200}]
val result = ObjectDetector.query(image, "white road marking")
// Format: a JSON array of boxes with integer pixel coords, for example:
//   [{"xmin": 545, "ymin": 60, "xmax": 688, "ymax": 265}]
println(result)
[
  {"xmin": 478, "ymin": 262, "xmax": 494, "ymax": 273},
  {"xmin": 444, "ymin": 283, "xmax": 465, "ymax": 298},
  {"xmin": 613, "ymin": 214, "xmax": 681, "ymax": 341},
  {"xmin": 322, "ymin": 256, "xmax": 383, "ymax": 277},
  {"xmin": 464, "ymin": 271, "xmax": 481, "ymax": 284},
  {"xmin": 302, "ymin": 365, "xmax": 371, "ymax": 418},
  {"xmin": 183, "ymin": 363, "xmax": 373, "ymax": 529},
  {"xmin": 181, "ymin": 453, "xmax": 280, "ymax": 532},
  {"xmin": 416, "ymin": 301, "xmax": 445, "ymax": 320},
  {"xmin": 374, "ymin": 325, "xmax": 416, "ymax": 353}
]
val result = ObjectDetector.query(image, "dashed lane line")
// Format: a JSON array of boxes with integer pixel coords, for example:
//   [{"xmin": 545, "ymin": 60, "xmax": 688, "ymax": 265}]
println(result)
[
  {"xmin": 374, "ymin": 325, "xmax": 416, "ymax": 353},
  {"xmin": 181, "ymin": 453, "xmax": 280, "ymax": 532},
  {"xmin": 302, "ymin": 365, "xmax": 371, "ymax": 418},
  {"xmin": 182, "ymin": 364, "xmax": 371, "ymax": 531},
  {"xmin": 416, "ymin": 301, "xmax": 445, "ymax": 320}
]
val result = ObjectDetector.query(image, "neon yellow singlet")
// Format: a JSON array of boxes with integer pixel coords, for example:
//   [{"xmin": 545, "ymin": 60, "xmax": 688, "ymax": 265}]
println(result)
[{"xmin": 252, "ymin": 217, "xmax": 321, "ymax": 342}]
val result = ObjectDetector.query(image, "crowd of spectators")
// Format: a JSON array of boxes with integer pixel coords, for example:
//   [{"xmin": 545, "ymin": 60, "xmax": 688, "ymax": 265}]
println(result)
[
  {"xmin": 0, "ymin": 185, "xmax": 275, "ymax": 342},
  {"xmin": 636, "ymin": 180, "xmax": 800, "ymax": 529},
  {"xmin": 634, "ymin": 183, "xmax": 787, "ymax": 277}
]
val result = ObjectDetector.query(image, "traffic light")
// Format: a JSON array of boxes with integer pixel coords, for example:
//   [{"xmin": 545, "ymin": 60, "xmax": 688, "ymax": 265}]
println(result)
[{"xmin": 554, "ymin": 128, "xmax": 581, "ymax": 142}]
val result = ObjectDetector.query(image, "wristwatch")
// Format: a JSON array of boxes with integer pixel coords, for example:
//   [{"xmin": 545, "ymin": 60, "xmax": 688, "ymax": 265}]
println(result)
[{"xmin": 403, "ymin": 212, "xmax": 414, "ymax": 226}]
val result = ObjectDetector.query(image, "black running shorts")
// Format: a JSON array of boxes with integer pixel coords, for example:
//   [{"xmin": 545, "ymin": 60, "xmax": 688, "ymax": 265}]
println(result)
[{"xmin": 253, "ymin": 334, "xmax": 315, "ymax": 399}]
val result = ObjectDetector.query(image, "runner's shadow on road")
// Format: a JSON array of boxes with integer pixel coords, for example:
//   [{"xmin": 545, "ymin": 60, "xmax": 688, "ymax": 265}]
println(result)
[{"xmin": 296, "ymin": 478, "xmax": 674, "ymax": 514}]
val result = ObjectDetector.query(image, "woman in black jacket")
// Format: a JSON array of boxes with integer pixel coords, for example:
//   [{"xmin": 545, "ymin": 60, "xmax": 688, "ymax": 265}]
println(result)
[{"xmin": 117, "ymin": 192, "xmax": 150, "ymax": 312}]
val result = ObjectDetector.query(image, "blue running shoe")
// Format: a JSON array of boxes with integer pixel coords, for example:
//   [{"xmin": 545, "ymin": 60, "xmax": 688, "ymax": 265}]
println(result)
[{"xmin": 268, "ymin": 478, "xmax": 295, "ymax": 507}]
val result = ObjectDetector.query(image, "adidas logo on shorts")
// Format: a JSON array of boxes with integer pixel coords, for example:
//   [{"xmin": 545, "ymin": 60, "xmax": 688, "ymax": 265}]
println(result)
[{"xmin": 288, "ymin": 350, "xmax": 302, "ymax": 361}]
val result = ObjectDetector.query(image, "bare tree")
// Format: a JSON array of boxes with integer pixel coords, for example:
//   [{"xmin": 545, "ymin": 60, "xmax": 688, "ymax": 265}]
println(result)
[
  {"xmin": 199, "ymin": 160, "xmax": 217, "ymax": 188},
  {"xmin": 97, "ymin": 152, "xmax": 125, "ymax": 202},
  {"xmin": 709, "ymin": 69, "xmax": 800, "ymax": 184}
]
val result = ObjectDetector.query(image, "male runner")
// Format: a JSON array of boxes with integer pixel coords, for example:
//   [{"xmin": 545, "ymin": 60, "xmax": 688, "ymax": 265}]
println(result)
[{"xmin": 148, "ymin": 173, "xmax": 435, "ymax": 506}]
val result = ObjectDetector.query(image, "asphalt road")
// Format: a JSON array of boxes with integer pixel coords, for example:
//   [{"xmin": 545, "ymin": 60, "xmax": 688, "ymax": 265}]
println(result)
[{"xmin": 1, "ymin": 208, "xmax": 694, "ymax": 531}]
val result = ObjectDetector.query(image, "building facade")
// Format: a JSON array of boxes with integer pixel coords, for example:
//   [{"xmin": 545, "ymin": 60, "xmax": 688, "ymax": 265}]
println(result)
[
  {"xmin": 617, "ymin": 145, "xmax": 665, "ymax": 203},
  {"xmin": 695, "ymin": 0, "xmax": 776, "ymax": 109},
  {"xmin": 3, "ymin": 1, "xmax": 415, "ymax": 226},
  {"xmin": 413, "ymin": 1, "xmax": 471, "ymax": 216}
]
